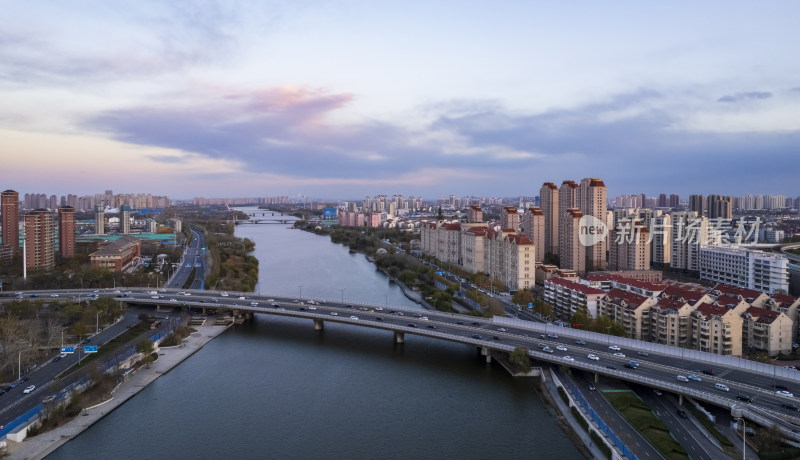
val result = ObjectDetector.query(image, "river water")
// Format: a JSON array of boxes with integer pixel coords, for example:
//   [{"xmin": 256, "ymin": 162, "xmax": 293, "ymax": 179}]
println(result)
[{"xmin": 47, "ymin": 208, "xmax": 582, "ymax": 459}]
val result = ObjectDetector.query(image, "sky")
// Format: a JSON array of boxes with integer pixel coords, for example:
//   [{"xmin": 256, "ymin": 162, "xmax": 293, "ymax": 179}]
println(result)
[{"xmin": 1, "ymin": 1, "xmax": 799, "ymax": 201}]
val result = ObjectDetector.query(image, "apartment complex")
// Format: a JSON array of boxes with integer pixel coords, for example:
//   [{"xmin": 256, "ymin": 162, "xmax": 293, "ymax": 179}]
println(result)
[
  {"xmin": 24, "ymin": 209, "xmax": 55, "ymax": 271},
  {"xmin": 689, "ymin": 302, "xmax": 743, "ymax": 356},
  {"xmin": 608, "ymin": 221, "xmax": 650, "ymax": 271},
  {"xmin": 699, "ymin": 245, "xmax": 790, "ymax": 294},
  {"xmin": 544, "ymin": 277, "xmax": 605, "ymax": 318},
  {"xmin": 500, "ymin": 206, "xmax": 520, "ymax": 232},
  {"xmin": 521, "ymin": 207, "xmax": 544, "ymax": 263},
  {"xmin": 598, "ymin": 288, "xmax": 657, "ymax": 340},
  {"xmin": 559, "ymin": 208, "xmax": 585, "ymax": 274},
  {"xmin": 578, "ymin": 178, "xmax": 607, "ymax": 271},
  {"xmin": 90, "ymin": 235, "xmax": 141, "ymax": 271}
]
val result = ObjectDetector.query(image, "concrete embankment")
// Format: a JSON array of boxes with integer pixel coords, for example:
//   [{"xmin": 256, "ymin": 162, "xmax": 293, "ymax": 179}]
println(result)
[{"xmin": 7, "ymin": 321, "xmax": 231, "ymax": 460}]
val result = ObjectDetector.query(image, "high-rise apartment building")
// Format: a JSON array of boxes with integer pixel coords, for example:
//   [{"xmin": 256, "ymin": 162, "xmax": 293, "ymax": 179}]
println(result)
[
  {"xmin": 689, "ymin": 195, "xmax": 706, "ymax": 217},
  {"xmin": 120, "ymin": 205, "xmax": 131, "ymax": 234},
  {"xmin": 658, "ymin": 194, "xmax": 667, "ymax": 207},
  {"xmin": 707, "ymin": 195, "xmax": 732, "ymax": 219},
  {"xmin": 467, "ymin": 205, "xmax": 483, "ymax": 223},
  {"xmin": 651, "ymin": 214, "xmax": 671, "ymax": 266},
  {"xmin": 578, "ymin": 178, "xmax": 607, "ymax": 271},
  {"xmin": 1, "ymin": 190, "xmax": 20, "ymax": 254},
  {"xmin": 522, "ymin": 207, "xmax": 545, "ymax": 263},
  {"xmin": 24, "ymin": 209, "xmax": 55, "ymax": 271},
  {"xmin": 57, "ymin": 206, "xmax": 75, "ymax": 259},
  {"xmin": 95, "ymin": 205, "xmax": 105, "ymax": 235},
  {"xmin": 669, "ymin": 194, "xmax": 680, "ymax": 208},
  {"xmin": 539, "ymin": 183, "xmax": 559, "ymax": 256},
  {"xmin": 558, "ymin": 181, "xmax": 578, "ymax": 264},
  {"xmin": 608, "ymin": 221, "xmax": 650, "ymax": 271},
  {"xmin": 500, "ymin": 206, "xmax": 520, "ymax": 232},
  {"xmin": 559, "ymin": 208, "xmax": 585, "ymax": 274}
]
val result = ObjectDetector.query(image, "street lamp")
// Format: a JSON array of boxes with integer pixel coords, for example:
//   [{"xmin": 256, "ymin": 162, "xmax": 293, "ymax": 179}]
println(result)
[
  {"xmin": 340, "ymin": 289, "xmax": 345, "ymax": 304},
  {"xmin": 298, "ymin": 284, "xmax": 303, "ymax": 300},
  {"xmin": 738, "ymin": 417, "xmax": 747, "ymax": 460},
  {"xmin": 606, "ymin": 325, "xmax": 612, "ymax": 347},
  {"xmin": 18, "ymin": 348, "xmax": 29, "ymax": 380}
]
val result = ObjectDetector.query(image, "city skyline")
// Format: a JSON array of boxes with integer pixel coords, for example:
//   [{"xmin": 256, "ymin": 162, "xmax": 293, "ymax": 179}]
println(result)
[{"xmin": 2, "ymin": 2, "xmax": 799, "ymax": 198}]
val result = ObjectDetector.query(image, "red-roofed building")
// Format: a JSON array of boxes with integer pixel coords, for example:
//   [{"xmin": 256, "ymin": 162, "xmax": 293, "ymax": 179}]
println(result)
[
  {"xmin": 599, "ymin": 289, "xmax": 657, "ymax": 340},
  {"xmin": 584, "ymin": 274, "xmax": 667, "ymax": 299},
  {"xmin": 660, "ymin": 281, "xmax": 714, "ymax": 307},
  {"xmin": 741, "ymin": 306, "xmax": 793, "ymax": 355},
  {"xmin": 544, "ymin": 277, "xmax": 606, "ymax": 319},
  {"xmin": 765, "ymin": 294, "xmax": 800, "ymax": 342},
  {"xmin": 710, "ymin": 283, "xmax": 769, "ymax": 308},
  {"xmin": 690, "ymin": 302, "xmax": 743, "ymax": 356},
  {"xmin": 536, "ymin": 264, "xmax": 579, "ymax": 285},
  {"xmin": 648, "ymin": 298, "xmax": 695, "ymax": 347},
  {"xmin": 500, "ymin": 233, "xmax": 535, "ymax": 290}
]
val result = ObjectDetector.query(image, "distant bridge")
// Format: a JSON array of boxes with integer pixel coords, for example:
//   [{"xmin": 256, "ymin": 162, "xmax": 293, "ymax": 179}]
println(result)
[{"xmin": 234, "ymin": 220, "xmax": 293, "ymax": 225}]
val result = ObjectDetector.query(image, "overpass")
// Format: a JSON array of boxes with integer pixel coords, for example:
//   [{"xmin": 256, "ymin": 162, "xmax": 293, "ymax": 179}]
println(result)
[{"xmin": 5, "ymin": 287, "xmax": 800, "ymax": 439}]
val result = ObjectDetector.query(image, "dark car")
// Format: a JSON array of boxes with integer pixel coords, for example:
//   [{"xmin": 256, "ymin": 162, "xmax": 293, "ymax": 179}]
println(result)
[
  {"xmin": 82, "ymin": 338, "xmax": 91, "ymax": 344},
  {"xmin": 52, "ymin": 356, "xmax": 62, "ymax": 363},
  {"xmin": 775, "ymin": 384, "xmax": 791, "ymax": 391},
  {"xmin": 677, "ymin": 410, "xmax": 688, "ymax": 419},
  {"xmin": 375, "ymin": 317, "xmax": 383, "ymax": 321},
  {"xmin": 346, "ymin": 305, "xmax": 353, "ymax": 309},
  {"xmin": 624, "ymin": 363, "xmax": 637, "ymax": 369},
  {"xmin": 456, "ymin": 321, "xmax": 464, "ymax": 325},
  {"xmin": 492, "ymin": 336, "xmax": 501, "ymax": 340},
  {"xmin": 606, "ymin": 365, "xmax": 617, "ymax": 370},
  {"xmin": 736, "ymin": 393, "xmax": 753, "ymax": 402},
  {"xmin": 472, "ymin": 334, "xmax": 482, "ymax": 339},
  {"xmin": 472, "ymin": 322, "xmax": 480, "ymax": 326},
  {"xmin": 701, "ymin": 369, "xmax": 715, "ymax": 376},
  {"xmin": 783, "ymin": 403, "xmax": 800, "ymax": 412},
  {"xmin": 427, "ymin": 325, "xmax": 436, "ymax": 329},
  {"xmin": 407, "ymin": 323, "xmax": 417, "ymax": 328}
]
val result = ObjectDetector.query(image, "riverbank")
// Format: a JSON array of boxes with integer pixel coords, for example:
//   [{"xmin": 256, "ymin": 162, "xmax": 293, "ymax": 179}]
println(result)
[{"xmin": 7, "ymin": 320, "xmax": 231, "ymax": 460}]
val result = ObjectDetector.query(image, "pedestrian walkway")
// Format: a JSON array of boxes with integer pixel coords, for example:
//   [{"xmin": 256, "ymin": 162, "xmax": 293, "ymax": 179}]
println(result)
[{"xmin": 6, "ymin": 321, "xmax": 230, "ymax": 460}]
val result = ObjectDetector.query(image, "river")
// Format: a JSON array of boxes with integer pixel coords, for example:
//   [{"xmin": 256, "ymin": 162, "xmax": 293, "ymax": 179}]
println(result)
[{"xmin": 47, "ymin": 208, "xmax": 582, "ymax": 459}]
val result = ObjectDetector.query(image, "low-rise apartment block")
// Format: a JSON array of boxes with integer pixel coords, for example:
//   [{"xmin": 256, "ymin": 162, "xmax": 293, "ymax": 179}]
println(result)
[{"xmin": 544, "ymin": 277, "xmax": 606, "ymax": 319}]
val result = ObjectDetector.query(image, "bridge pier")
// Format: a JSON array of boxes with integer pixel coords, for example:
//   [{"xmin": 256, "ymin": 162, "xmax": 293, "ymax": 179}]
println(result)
[
  {"xmin": 394, "ymin": 331, "xmax": 404, "ymax": 344},
  {"xmin": 678, "ymin": 394, "xmax": 683, "ymax": 405},
  {"xmin": 594, "ymin": 372, "xmax": 599, "ymax": 383},
  {"xmin": 314, "ymin": 319, "xmax": 324, "ymax": 331},
  {"xmin": 481, "ymin": 347, "xmax": 491, "ymax": 363}
]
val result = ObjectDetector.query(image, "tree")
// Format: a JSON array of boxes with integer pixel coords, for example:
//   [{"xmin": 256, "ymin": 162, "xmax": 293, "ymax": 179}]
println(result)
[
  {"xmin": 136, "ymin": 339, "xmax": 154, "ymax": 355},
  {"xmin": 437, "ymin": 206, "xmax": 444, "ymax": 220},
  {"xmin": 398, "ymin": 269, "xmax": 416, "ymax": 285},
  {"xmin": 512, "ymin": 290, "xmax": 534, "ymax": 307},
  {"xmin": 508, "ymin": 347, "xmax": 532, "ymax": 374}
]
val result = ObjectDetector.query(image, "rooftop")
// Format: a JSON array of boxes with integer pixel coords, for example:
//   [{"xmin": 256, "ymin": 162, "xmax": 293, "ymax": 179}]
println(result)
[{"xmin": 546, "ymin": 277, "xmax": 605, "ymax": 295}]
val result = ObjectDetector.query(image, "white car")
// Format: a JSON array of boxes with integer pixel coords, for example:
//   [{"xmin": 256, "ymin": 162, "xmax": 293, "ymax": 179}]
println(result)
[
  {"xmin": 23, "ymin": 385, "xmax": 36, "ymax": 394},
  {"xmin": 777, "ymin": 390, "xmax": 794, "ymax": 398},
  {"xmin": 330, "ymin": 312, "xmax": 338, "ymax": 316},
  {"xmin": 267, "ymin": 299, "xmax": 275, "ymax": 302},
  {"xmin": 220, "ymin": 292, "xmax": 229, "ymax": 297},
  {"xmin": 613, "ymin": 352, "xmax": 626, "ymax": 358},
  {"xmin": 350, "ymin": 316, "xmax": 359, "ymax": 320},
  {"xmin": 609, "ymin": 345, "xmax": 621, "ymax": 351},
  {"xmin": 250, "ymin": 302, "xmax": 259, "ymax": 306},
  {"xmin": 563, "ymin": 356, "xmax": 575, "ymax": 362},
  {"xmin": 556, "ymin": 345, "xmax": 568, "ymax": 352},
  {"xmin": 587, "ymin": 354, "xmax": 600, "ymax": 361},
  {"xmin": 50, "ymin": 294, "xmax": 59, "ymax": 297},
  {"xmin": 308, "ymin": 306, "xmax": 317, "ymax": 310}
]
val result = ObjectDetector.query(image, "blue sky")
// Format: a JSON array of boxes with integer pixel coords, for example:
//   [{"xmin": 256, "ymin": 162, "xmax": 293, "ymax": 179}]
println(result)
[{"xmin": 1, "ymin": 1, "xmax": 799, "ymax": 200}]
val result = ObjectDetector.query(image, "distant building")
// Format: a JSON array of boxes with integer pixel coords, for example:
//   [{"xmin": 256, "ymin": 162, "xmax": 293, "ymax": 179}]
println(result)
[
  {"xmin": 90, "ymin": 235, "xmax": 141, "ymax": 271},
  {"xmin": 522, "ymin": 207, "xmax": 545, "ymax": 263},
  {"xmin": 468, "ymin": 205, "xmax": 483, "ymax": 223},
  {"xmin": 689, "ymin": 195, "xmax": 706, "ymax": 217},
  {"xmin": 559, "ymin": 208, "xmax": 585, "ymax": 274},
  {"xmin": 500, "ymin": 206, "xmax": 520, "ymax": 232},
  {"xmin": 539, "ymin": 183, "xmax": 559, "ymax": 256},
  {"xmin": 707, "ymin": 195, "xmax": 732, "ymax": 219},
  {"xmin": 57, "ymin": 206, "xmax": 75, "ymax": 259},
  {"xmin": 578, "ymin": 178, "xmax": 607, "ymax": 271},
  {"xmin": 120, "ymin": 205, "xmax": 131, "ymax": 234},
  {"xmin": 95, "ymin": 205, "xmax": 105, "ymax": 235},
  {"xmin": 608, "ymin": 220, "xmax": 650, "ymax": 271},
  {"xmin": 699, "ymin": 246, "xmax": 790, "ymax": 294},
  {"xmin": 24, "ymin": 209, "xmax": 55, "ymax": 271}
]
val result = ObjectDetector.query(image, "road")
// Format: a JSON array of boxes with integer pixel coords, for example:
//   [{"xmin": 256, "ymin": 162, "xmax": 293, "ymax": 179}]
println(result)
[
  {"xmin": 0, "ymin": 309, "xmax": 170, "ymax": 429},
  {"xmin": 166, "ymin": 228, "xmax": 205, "ymax": 289}
]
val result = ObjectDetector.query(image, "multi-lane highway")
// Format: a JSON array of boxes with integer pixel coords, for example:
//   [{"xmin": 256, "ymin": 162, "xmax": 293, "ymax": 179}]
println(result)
[{"xmin": 166, "ymin": 228, "xmax": 205, "ymax": 289}]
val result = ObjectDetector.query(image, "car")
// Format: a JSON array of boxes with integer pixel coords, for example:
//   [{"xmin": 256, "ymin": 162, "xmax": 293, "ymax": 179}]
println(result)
[
  {"xmin": 687, "ymin": 374, "xmax": 702, "ymax": 382},
  {"xmin": 587, "ymin": 354, "xmax": 600, "ymax": 361},
  {"xmin": 605, "ymin": 365, "xmax": 617, "ymax": 370},
  {"xmin": 783, "ymin": 403, "xmax": 800, "ymax": 412},
  {"xmin": 170, "ymin": 298, "xmax": 178, "ymax": 302},
  {"xmin": 407, "ymin": 323, "xmax": 417, "ymax": 328},
  {"xmin": 472, "ymin": 322, "xmax": 480, "ymax": 326},
  {"xmin": 774, "ymin": 384, "xmax": 791, "ymax": 391},
  {"xmin": 456, "ymin": 321, "xmax": 464, "ymax": 325},
  {"xmin": 624, "ymin": 363, "xmax": 637, "ymax": 369},
  {"xmin": 492, "ymin": 336, "xmax": 501, "ymax": 340},
  {"xmin": 420, "ymin": 316, "xmax": 429, "ymax": 321},
  {"xmin": 427, "ymin": 325, "xmax": 437, "ymax": 329},
  {"xmin": 50, "ymin": 294, "xmax": 59, "ymax": 297},
  {"xmin": 151, "ymin": 295, "xmax": 159, "ymax": 299},
  {"xmin": 375, "ymin": 317, "xmax": 383, "ymax": 321},
  {"xmin": 575, "ymin": 340, "xmax": 586, "ymax": 345},
  {"xmin": 556, "ymin": 345, "xmax": 567, "ymax": 352},
  {"xmin": 701, "ymin": 369, "xmax": 715, "ymax": 376},
  {"xmin": 562, "ymin": 356, "xmax": 575, "ymax": 362},
  {"xmin": 714, "ymin": 383, "xmax": 730, "ymax": 392},
  {"xmin": 60, "ymin": 352, "xmax": 68, "ymax": 358},
  {"xmin": 612, "ymin": 352, "xmax": 626, "ymax": 358},
  {"xmin": 542, "ymin": 347, "xmax": 554, "ymax": 353},
  {"xmin": 637, "ymin": 351, "xmax": 649, "ymax": 356},
  {"xmin": 52, "ymin": 356, "xmax": 61, "ymax": 363},
  {"xmin": 497, "ymin": 328, "xmax": 507, "ymax": 332},
  {"xmin": 472, "ymin": 334, "xmax": 483, "ymax": 339},
  {"xmin": 183, "ymin": 292, "xmax": 191, "ymax": 296},
  {"xmin": 330, "ymin": 312, "xmax": 338, "ymax": 316},
  {"xmin": 43, "ymin": 395, "xmax": 56, "ymax": 403},
  {"xmin": 346, "ymin": 304, "xmax": 353, "ymax": 309},
  {"xmin": 250, "ymin": 302, "xmax": 259, "ymax": 306},
  {"xmin": 23, "ymin": 385, "xmax": 35, "ymax": 394},
  {"xmin": 299, "ymin": 307, "xmax": 306, "ymax": 311},
  {"xmin": 375, "ymin": 307, "xmax": 383, "ymax": 311},
  {"xmin": 308, "ymin": 306, "xmax": 317, "ymax": 310},
  {"xmin": 350, "ymin": 316, "xmax": 359, "ymax": 320},
  {"xmin": 292, "ymin": 299, "xmax": 300, "ymax": 303},
  {"xmin": 220, "ymin": 292, "xmax": 229, "ymax": 297},
  {"xmin": 609, "ymin": 345, "xmax": 621, "ymax": 351},
  {"xmin": 736, "ymin": 393, "xmax": 753, "ymax": 402},
  {"xmin": 238, "ymin": 296, "xmax": 245, "ymax": 300},
  {"xmin": 82, "ymin": 338, "xmax": 91, "ymax": 344},
  {"xmin": 776, "ymin": 390, "xmax": 794, "ymax": 398},
  {"xmin": 677, "ymin": 410, "xmax": 688, "ymax": 419},
  {"xmin": 588, "ymin": 384, "xmax": 596, "ymax": 391},
  {"xmin": 653, "ymin": 389, "xmax": 662, "ymax": 396},
  {"xmin": 547, "ymin": 333, "xmax": 559, "ymax": 339}
]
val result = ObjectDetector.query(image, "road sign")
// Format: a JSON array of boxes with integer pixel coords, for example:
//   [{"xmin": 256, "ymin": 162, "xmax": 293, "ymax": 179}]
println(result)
[
  {"xmin": 528, "ymin": 302, "xmax": 533, "ymax": 309},
  {"xmin": 84, "ymin": 346, "xmax": 98, "ymax": 353},
  {"xmin": 60, "ymin": 346, "xmax": 75, "ymax": 354}
]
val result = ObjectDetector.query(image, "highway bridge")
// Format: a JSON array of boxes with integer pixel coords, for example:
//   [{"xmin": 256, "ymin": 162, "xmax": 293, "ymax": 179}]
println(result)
[
  {"xmin": 234, "ymin": 219, "xmax": 292, "ymax": 225},
  {"xmin": 5, "ymin": 287, "xmax": 800, "ymax": 439}
]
